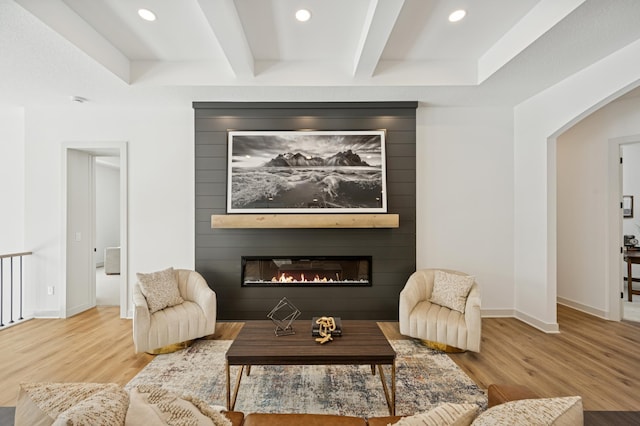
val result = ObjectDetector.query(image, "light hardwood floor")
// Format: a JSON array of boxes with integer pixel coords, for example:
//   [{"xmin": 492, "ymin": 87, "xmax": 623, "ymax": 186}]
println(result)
[{"xmin": 1, "ymin": 305, "xmax": 639, "ymax": 410}]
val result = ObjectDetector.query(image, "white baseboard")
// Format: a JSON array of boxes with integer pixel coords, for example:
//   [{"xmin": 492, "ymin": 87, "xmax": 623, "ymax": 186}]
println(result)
[
  {"xmin": 481, "ymin": 308, "xmax": 560, "ymax": 333},
  {"xmin": 33, "ymin": 310, "xmax": 61, "ymax": 318},
  {"xmin": 0, "ymin": 317, "xmax": 33, "ymax": 329},
  {"xmin": 481, "ymin": 308, "xmax": 516, "ymax": 317},
  {"xmin": 557, "ymin": 297, "xmax": 608, "ymax": 319},
  {"xmin": 514, "ymin": 310, "xmax": 560, "ymax": 333}
]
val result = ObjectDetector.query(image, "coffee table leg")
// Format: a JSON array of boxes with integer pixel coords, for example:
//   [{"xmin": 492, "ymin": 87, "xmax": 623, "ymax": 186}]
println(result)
[
  {"xmin": 225, "ymin": 361, "xmax": 230, "ymax": 409},
  {"xmin": 226, "ymin": 364, "xmax": 245, "ymax": 411},
  {"xmin": 231, "ymin": 365, "xmax": 245, "ymax": 410},
  {"xmin": 377, "ymin": 363, "xmax": 396, "ymax": 415},
  {"xmin": 392, "ymin": 360, "xmax": 396, "ymax": 415}
]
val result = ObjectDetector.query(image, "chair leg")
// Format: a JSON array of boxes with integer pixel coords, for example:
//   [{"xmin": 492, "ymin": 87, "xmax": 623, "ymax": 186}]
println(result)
[{"xmin": 147, "ymin": 339, "xmax": 194, "ymax": 355}]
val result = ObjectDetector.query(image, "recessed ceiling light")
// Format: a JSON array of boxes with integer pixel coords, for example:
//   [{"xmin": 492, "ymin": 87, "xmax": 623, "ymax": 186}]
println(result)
[
  {"xmin": 138, "ymin": 8, "xmax": 156, "ymax": 22},
  {"xmin": 448, "ymin": 9, "xmax": 466, "ymax": 23},
  {"xmin": 295, "ymin": 9, "xmax": 311, "ymax": 22}
]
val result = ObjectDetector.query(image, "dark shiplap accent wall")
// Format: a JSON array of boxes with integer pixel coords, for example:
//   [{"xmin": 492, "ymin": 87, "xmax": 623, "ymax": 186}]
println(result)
[{"xmin": 193, "ymin": 102, "xmax": 417, "ymax": 320}]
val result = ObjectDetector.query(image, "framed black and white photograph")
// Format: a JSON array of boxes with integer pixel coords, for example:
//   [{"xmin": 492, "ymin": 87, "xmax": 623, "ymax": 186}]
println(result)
[{"xmin": 227, "ymin": 130, "xmax": 387, "ymax": 214}]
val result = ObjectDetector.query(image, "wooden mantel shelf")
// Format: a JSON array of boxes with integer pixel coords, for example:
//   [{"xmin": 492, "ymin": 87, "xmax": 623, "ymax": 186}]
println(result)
[{"xmin": 211, "ymin": 214, "xmax": 399, "ymax": 229}]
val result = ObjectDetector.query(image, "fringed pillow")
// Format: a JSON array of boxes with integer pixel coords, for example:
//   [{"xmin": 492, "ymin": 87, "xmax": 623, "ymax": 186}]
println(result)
[
  {"xmin": 471, "ymin": 396, "xmax": 583, "ymax": 426},
  {"xmin": 391, "ymin": 403, "xmax": 479, "ymax": 425},
  {"xmin": 126, "ymin": 385, "xmax": 232, "ymax": 426},
  {"xmin": 15, "ymin": 382, "xmax": 129, "ymax": 426}
]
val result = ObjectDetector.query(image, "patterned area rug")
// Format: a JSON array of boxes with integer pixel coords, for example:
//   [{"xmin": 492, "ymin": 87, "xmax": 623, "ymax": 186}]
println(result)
[{"xmin": 125, "ymin": 339, "xmax": 487, "ymax": 417}]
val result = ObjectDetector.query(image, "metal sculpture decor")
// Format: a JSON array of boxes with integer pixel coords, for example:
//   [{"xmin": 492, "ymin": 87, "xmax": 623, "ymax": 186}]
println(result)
[{"xmin": 267, "ymin": 297, "xmax": 301, "ymax": 336}]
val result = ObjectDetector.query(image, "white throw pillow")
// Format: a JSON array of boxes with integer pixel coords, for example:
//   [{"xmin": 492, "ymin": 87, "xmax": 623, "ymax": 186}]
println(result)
[
  {"xmin": 391, "ymin": 403, "xmax": 479, "ymax": 426},
  {"xmin": 471, "ymin": 396, "xmax": 583, "ymax": 426},
  {"xmin": 429, "ymin": 270, "xmax": 475, "ymax": 313},
  {"xmin": 136, "ymin": 267, "xmax": 184, "ymax": 313}
]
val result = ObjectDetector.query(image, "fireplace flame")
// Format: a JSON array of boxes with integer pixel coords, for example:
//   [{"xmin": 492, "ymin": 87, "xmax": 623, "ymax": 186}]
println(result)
[{"xmin": 271, "ymin": 272, "xmax": 335, "ymax": 283}]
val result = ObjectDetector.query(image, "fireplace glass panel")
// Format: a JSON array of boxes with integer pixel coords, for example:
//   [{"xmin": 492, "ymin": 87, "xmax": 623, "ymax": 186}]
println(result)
[{"xmin": 241, "ymin": 256, "xmax": 372, "ymax": 287}]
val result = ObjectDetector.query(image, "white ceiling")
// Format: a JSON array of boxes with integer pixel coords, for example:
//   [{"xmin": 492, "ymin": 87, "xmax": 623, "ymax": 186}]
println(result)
[{"xmin": 2, "ymin": 0, "xmax": 640, "ymax": 108}]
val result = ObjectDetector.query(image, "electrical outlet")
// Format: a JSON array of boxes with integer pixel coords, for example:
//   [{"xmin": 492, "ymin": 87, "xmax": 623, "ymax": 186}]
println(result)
[{"xmin": 47, "ymin": 286, "xmax": 54, "ymax": 295}]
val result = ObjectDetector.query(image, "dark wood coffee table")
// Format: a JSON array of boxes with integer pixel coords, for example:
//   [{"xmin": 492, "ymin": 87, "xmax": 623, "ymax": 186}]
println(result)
[{"xmin": 225, "ymin": 320, "xmax": 396, "ymax": 414}]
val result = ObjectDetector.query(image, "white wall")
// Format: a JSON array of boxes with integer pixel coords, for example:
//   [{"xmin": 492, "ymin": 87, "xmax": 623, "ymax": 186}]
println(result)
[
  {"xmin": 0, "ymin": 108, "xmax": 25, "ymax": 254},
  {"xmin": 416, "ymin": 106, "xmax": 515, "ymax": 315},
  {"xmin": 24, "ymin": 106, "xmax": 194, "ymax": 317},
  {"xmin": 0, "ymin": 108, "xmax": 26, "ymax": 325},
  {"xmin": 556, "ymin": 108, "xmax": 615, "ymax": 315},
  {"xmin": 95, "ymin": 161, "xmax": 120, "ymax": 267}
]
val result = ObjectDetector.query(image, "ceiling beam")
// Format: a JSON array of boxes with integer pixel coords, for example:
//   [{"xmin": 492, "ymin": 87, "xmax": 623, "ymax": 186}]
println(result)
[
  {"xmin": 196, "ymin": 0, "xmax": 254, "ymax": 78},
  {"xmin": 14, "ymin": 0, "xmax": 130, "ymax": 84},
  {"xmin": 478, "ymin": 0, "xmax": 586, "ymax": 83},
  {"xmin": 352, "ymin": 0, "xmax": 405, "ymax": 78}
]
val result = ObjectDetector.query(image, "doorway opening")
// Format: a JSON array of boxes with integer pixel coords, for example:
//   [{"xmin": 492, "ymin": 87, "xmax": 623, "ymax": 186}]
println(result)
[
  {"xmin": 621, "ymin": 142, "xmax": 640, "ymax": 322},
  {"xmin": 62, "ymin": 142, "xmax": 128, "ymax": 318}
]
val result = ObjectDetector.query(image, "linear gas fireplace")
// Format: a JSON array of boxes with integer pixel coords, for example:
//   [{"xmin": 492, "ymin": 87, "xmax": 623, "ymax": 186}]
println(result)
[{"xmin": 241, "ymin": 256, "xmax": 372, "ymax": 287}]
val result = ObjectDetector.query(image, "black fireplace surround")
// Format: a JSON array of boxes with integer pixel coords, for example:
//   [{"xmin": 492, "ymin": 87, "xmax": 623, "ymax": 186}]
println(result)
[
  {"xmin": 194, "ymin": 101, "xmax": 417, "ymax": 320},
  {"xmin": 241, "ymin": 256, "xmax": 372, "ymax": 287}
]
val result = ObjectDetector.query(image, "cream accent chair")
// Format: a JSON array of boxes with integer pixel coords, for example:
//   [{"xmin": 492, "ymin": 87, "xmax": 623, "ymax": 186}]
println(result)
[
  {"xmin": 399, "ymin": 269, "xmax": 481, "ymax": 352},
  {"xmin": 133, "ymin": 269, "xmax": 217, "ymax": 354}
]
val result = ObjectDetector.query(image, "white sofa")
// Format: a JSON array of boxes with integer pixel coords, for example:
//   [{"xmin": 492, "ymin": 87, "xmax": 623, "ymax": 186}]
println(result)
[
  {"xmin": 399, "ymin": 269, "xmax": 481, "ymax": 352},
  {"xmin": 133, "ymin": 269, "xmax": 217, "ymax": 353}
]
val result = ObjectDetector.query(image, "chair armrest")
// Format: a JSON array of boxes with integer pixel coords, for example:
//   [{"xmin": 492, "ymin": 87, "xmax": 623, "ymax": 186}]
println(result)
[
  {"xmin": 191, "ymin": 277, "xmax": 217, "ymax": 320},
  {"xmin": 465, "ymin": 283, "xmax": 481, "ymax": 315},
  {"xmin": 463, "ymin": 283, "xmax": 482, "ymax": 352},
  {"xmin": 399, "ymin": 270, "xmax": 433, "ymax": 335},
  {"xmin": 132, "ymin": 285, "xmax": 150, "ymax": 322},
  {"xmin": 132, "ymin": 284, "xmax": 151, "ymax": 353},
  {"xmin": 180, "ymin": 270, "xmax": 217, "ymax": 323}
]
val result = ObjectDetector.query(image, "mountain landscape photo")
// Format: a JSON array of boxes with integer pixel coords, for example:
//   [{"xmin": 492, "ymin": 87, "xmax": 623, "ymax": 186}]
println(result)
[{"xmin": 228, "ymin": 131, "xmax": 387, "ymax": 213}]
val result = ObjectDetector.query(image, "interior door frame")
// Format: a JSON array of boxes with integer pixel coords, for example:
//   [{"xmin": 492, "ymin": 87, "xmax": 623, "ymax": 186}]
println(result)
[
  {"xmin": 61, "ymin": 141, "xmax": 128, "ymax": 318},
  {"xmin": 608, "ymin": 135, "xmax": 640, "ymax": 321}
]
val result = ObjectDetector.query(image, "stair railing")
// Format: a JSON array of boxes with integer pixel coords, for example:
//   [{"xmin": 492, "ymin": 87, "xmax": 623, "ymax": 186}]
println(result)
[{"xmin": 0, "ymin": 251, "xmax": 32, "ymax": 328}]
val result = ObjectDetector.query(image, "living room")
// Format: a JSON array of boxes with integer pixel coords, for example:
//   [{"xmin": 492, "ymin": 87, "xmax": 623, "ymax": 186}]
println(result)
[{"xmin": 2, "ymin": 0, "xmax": 640, "ymax": 423}]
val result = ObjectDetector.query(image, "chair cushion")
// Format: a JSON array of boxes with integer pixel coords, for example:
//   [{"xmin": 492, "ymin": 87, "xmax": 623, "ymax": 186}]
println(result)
[
  {"xmin": 136, "ymin": 267, "xmax": 184, "ymax": 313},
  {"xmin": 390, "ymin": 403, "xmax": 479, "ymax": 425},
  {"xmin": 429, "ymin": 270, "xmax": 474, "ymax": 313},
  {"xmin": 471, "ymin": 396, "xmax": 583, "ymax": 425},
  {"xmin": 15, "ymin": 382, "xmax": 129, "ymax": 426}
]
